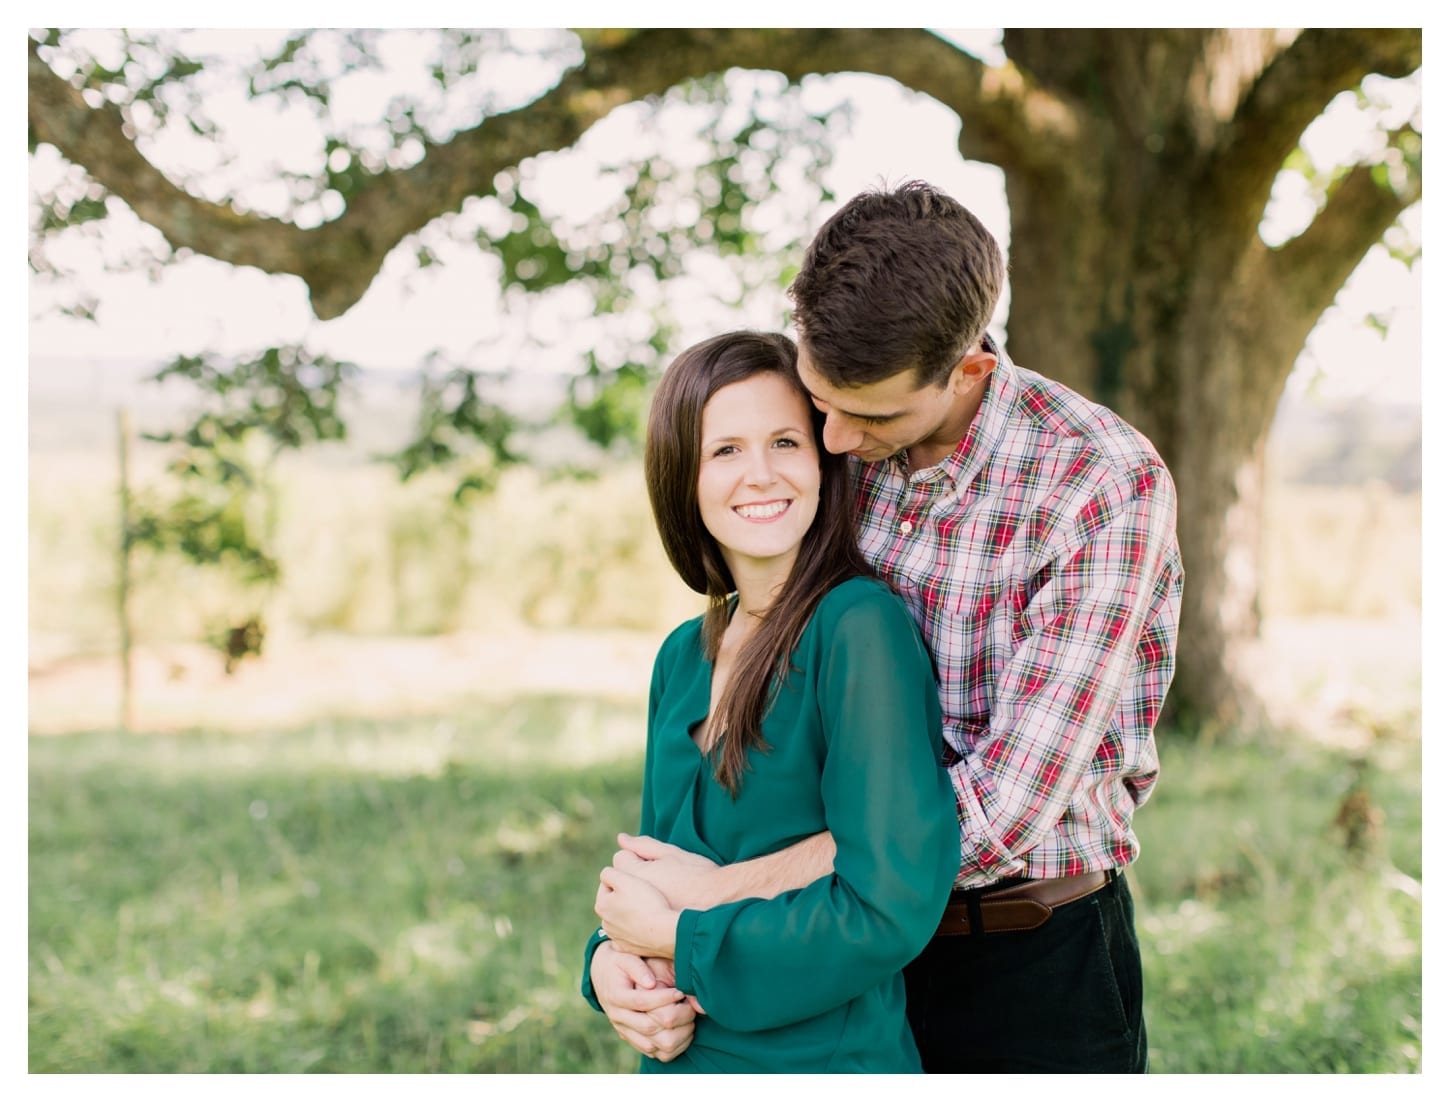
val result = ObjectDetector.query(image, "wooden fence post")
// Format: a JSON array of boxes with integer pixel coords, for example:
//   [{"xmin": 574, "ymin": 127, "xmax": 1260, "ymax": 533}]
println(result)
[{"xmin": 117, "ymin": 407, "xmax": 135, "ymax": 733}]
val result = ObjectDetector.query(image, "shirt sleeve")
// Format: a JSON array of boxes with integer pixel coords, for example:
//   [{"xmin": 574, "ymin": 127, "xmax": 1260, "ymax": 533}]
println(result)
[
  {"xmin": 670, "ymin": 589, "xmax": 959, "ymax": 1033},
  {"xmin": 946, "ymin": 462, "xmax": 1183, "ymax": 885},
  {"xmin": 580, "ymin": 628, "xmax": 675, "ymax": 1012}
]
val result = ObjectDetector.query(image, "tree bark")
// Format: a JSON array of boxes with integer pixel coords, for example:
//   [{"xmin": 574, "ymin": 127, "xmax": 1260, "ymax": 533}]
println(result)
[{"xmin": 983, "ymin": 29, "xmax": 1419, "ymax": 727}]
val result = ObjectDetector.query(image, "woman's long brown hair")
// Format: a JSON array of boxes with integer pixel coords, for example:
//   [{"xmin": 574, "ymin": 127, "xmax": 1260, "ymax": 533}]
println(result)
[{"xmin": 645, "ymin": 330, "xmax": 872, "ymax": 796}]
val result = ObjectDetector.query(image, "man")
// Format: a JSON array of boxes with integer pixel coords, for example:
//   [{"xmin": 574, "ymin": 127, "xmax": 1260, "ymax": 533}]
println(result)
[{"xmin": 586, "ymin": 181, "xmax": 1184, "ymax": 1072}]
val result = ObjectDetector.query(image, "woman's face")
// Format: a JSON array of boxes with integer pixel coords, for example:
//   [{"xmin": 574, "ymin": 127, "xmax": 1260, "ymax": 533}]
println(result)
[{"xmin": 696, "ymin": 371, "xmax": 822, "ymax": 580}]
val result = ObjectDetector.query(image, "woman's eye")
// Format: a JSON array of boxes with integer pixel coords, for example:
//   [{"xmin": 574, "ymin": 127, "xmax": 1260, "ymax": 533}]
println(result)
[{"xmin": 773, "ymin": 437, "xmax": 798, "ymax": 448}]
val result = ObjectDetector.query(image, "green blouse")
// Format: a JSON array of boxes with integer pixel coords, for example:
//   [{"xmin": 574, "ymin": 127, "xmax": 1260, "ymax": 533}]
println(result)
[{"xmin": 582, "ymin": 576, "xmax": 959, "ymax": 1073}]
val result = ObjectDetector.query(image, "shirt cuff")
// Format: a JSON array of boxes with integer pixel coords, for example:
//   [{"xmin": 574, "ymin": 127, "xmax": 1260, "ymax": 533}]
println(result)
[
  {"xmin": 579, "ymin": 927, "xmax": 610, "ymax": 1013},
  {"xmin": 672, "ymin": 909, "xmax": 703, "ymax": 997}
]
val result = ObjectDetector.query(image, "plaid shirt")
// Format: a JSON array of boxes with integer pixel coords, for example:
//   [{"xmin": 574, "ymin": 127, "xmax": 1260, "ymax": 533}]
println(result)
[{"xmin": 853, "ymin": 341, "xmax": 1184, "ymax": 888}]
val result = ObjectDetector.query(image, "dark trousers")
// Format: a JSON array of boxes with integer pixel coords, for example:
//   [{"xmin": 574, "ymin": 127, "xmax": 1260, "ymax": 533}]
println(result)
[{"xmin": 904, "ymin": 870, "xmax": 1148, "ymax": 1073}]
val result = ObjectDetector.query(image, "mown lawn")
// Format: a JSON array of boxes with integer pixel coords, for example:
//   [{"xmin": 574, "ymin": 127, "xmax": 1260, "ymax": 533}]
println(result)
[{"xmin": 29, "ymin": 698, "xmax": 1421, "ymax": 1073}]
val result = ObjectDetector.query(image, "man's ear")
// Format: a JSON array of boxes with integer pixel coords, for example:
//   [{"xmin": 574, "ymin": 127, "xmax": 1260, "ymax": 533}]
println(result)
[{"xmin": 950, "ymin": 345, "xmax": 997, "ymax": 395}]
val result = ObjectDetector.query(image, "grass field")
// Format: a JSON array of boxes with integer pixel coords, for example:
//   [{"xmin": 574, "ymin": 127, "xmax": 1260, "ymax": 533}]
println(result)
[
  {"xmin": 29, "ymin": 700, "xmax": 647, "ymax": 1074},
  {"xmin": 28, "ymin": 698, "xmax": 1421, "ymax": 1074}
]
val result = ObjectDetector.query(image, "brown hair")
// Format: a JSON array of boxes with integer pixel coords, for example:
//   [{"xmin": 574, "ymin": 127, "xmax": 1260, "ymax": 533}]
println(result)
[
  {"xmin": 788, "ymin": 180, "xmax": 1006, "ymax": 388},
  {"xmin": 645, "ymin": 330, "xmax": 871, "ymax": 796}
]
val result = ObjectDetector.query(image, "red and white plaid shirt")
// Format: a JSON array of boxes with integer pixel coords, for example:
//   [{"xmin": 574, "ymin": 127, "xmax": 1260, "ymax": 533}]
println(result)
[{"xmin": 853, "ymin": 341, "xmax": 1184, "ymax": 888}]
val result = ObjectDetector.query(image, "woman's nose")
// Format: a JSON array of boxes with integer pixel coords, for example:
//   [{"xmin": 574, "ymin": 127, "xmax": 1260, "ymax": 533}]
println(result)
[{"xmin": 744, "ymin": 448, "xmax": 779, "ymax": 486}]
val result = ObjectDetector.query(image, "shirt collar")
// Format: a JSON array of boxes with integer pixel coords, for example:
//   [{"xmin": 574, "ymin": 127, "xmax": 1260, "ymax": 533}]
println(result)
[{"xmin": 887, "ymin": 333, "xmax": 1020, "ymax": 489}]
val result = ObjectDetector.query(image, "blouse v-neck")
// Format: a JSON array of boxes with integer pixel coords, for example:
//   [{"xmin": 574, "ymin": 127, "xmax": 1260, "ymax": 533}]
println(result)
[{"xmin": 689, "ymin": 595, "xmax": 749, "ymax": 756}]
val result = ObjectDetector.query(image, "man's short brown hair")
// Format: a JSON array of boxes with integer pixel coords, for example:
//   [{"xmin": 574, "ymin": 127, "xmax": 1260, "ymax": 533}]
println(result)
[{"xmin": 788, "ymin": 181, "xmax": 1006, "ymax": 389}]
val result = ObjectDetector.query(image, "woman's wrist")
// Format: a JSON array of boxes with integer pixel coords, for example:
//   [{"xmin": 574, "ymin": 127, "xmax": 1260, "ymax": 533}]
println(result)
[{"xmin": 602, "ymin": 907, "xmax": 683, "ymax": 960}]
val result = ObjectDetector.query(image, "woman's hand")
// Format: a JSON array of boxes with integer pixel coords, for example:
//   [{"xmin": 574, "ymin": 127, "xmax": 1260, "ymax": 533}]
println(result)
[
  {"xmin": 596, "ymin": 866, "xmax": 682, "ymax": 961},
  {"xmin": 590, "ymin": 942, "xmax": 699, "ymax": 1062}
]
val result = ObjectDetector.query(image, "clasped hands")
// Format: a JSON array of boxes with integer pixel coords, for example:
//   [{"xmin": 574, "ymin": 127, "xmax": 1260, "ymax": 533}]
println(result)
[{"xmin": 591, "ymin": 833, "xmax": 722, "ymax": 1062}]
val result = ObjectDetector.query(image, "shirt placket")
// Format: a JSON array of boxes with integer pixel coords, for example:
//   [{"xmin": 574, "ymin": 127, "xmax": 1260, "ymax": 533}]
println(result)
[
  {"xmin": 903, "ymin": 468, "xmax": 956, "ymax": 587},
  {"xmin": 874, "ymin": 462, "xmax": 928, "ymax": 569}
]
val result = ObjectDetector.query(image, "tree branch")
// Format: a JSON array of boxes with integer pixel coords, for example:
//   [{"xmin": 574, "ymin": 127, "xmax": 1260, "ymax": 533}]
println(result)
[
  {"xmin": 1203, "ymin": 27, "xmax": 1421, "ymax": 237},
  {"xmin": 29, "ymin": 33, "xmax": 653, "ymax": 319},
  {"xmin": 1267, "ymin": 158, "xmax": 1420, "ymax": 321},
  {"xmin": 28, "ymin": 41, "xmax": 307, "ymax": 277},
  {"xmin": 757, "ymin": 30, "xmax": 1085, "ymax": 177},
  {"xmin": 30, "ymin": 29, "xmax": 1069, "ymax": 320},
  {"xmin": 337, "ymin": 27, "xmax": 1080, "ymax": 263},
  {"xmin": 1226, "ymin": 153, "xmax": 1420, "ymax": 415}
]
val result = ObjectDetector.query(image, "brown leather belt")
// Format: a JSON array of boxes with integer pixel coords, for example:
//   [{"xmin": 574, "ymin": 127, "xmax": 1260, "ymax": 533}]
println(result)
[{"xmin": 935, "ymin": 870, "xmax": 1113, "ymax": 936}]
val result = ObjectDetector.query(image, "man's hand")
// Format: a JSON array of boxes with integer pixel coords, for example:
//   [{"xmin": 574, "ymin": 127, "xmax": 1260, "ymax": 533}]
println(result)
[
  {"xmin": 613, "ymin": 833, "xmax": 728, "ymax": 910},
  {"xmin": 590, "ymin": 942, "xmax": 697, "ymax": 1063},
  {"xmin": 596, "ymin": 866, "xmax": 681, "ymax": 960},
  {"xmin": 643, "ymin": 956, "xmax": 705, "ymax": 1016},
  {"xmin": 615, "ymin": 830, "xmax": 836, "ymax": 908}
]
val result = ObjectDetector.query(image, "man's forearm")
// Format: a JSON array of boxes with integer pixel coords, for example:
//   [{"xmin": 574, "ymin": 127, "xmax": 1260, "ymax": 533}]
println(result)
[
  {"xmin": 709, "ymin": 831, "xmax": 836, "ymax": 905},
  {"xmin": 612, "ymin": 831, "xmax": 837, "ymax": 911}
]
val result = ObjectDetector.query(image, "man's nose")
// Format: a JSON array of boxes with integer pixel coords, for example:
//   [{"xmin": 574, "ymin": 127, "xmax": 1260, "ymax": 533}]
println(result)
[{"xmin": 821, "ymin": 413, "xmax": 862, "ymax": 455}]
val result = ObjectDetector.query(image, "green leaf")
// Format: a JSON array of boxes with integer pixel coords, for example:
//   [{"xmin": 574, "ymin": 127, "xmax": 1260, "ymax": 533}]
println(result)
[{"xmin": 1363, "ymin": 311, "xmax": 1391, "ymax": 338}]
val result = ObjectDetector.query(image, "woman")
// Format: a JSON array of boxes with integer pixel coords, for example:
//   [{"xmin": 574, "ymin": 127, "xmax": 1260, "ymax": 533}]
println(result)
[{"xmin": 581, "ymin": 330, "xmax": 957, "ymax": 1073}]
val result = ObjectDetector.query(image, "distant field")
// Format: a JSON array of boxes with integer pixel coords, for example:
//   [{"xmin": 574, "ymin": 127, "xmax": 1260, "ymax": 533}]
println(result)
[
  {"xmin": 28, "ymin": 444, "xmax": 1421, "ymax": 659},
  {"xmin": 29, "ymin": 451, "xmax": 707, "ymax": 659}
]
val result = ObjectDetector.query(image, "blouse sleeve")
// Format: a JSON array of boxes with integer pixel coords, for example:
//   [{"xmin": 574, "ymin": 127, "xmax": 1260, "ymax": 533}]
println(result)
[
  {"xmin": 670, "ymin": 587, "xmax": 959, "ymax": 1032},
  {"xmin": 580, "ymin": 627, "xmax": 677, "ymax": 1012}
]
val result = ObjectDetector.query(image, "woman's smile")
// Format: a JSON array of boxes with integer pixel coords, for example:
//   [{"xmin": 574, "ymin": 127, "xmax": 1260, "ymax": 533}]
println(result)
[{"xmin": 733, "ymin": 499, "xmax": 792, "ymax": 521}]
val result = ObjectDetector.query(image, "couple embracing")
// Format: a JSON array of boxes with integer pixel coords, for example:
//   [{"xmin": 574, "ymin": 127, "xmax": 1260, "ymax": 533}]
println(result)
[{"xmin": 581, "ymin": 181, "xmax": 1184, "ymax": 1074}]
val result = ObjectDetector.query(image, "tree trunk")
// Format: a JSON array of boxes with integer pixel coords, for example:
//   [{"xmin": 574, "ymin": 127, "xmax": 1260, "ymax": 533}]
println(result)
[
  {"xmin": 1006, "ymin": 173, "xmax": 1275, "ymax": 730},
  {"xmin": 995, "ymin": 29, "xmax": 1367, "ymax": 730}
]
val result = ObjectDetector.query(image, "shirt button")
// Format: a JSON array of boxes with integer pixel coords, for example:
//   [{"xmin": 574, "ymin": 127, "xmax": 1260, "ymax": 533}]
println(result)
[{"xmin": 899, "ymin": 519, "xmax": 913, "ymax": 536}]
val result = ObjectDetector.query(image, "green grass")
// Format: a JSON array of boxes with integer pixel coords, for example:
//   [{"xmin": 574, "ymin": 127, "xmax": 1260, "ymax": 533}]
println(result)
[
  {"xmin": 29, "ymin": 699, "xmax": 646, "ymax": 1073},
  {"xmin": 1133, "ymin": 730, "xmax": 1422, "ymax": 1072},
  {"xmin": 30, "ymin": 703, "xmax": 1421, "ymax": 1073}
]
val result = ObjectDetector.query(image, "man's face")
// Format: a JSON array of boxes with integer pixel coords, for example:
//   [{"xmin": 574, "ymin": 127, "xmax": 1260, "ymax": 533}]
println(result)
[{"xmin": 795, "ymin": 343, "xmax": 965, "ymax": 462}]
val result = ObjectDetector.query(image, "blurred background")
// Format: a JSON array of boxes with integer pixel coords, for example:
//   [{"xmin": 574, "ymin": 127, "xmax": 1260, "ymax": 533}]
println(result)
[{"xmin": 28, "ymin": 27, "xmax": 1421, "ymax": 1073}]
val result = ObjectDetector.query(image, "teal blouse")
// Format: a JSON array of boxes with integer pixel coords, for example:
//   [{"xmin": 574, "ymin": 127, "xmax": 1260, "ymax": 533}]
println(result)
[{"xmin": 582, "ymin": 576, "xmax": 959, "ymax": 1073}]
